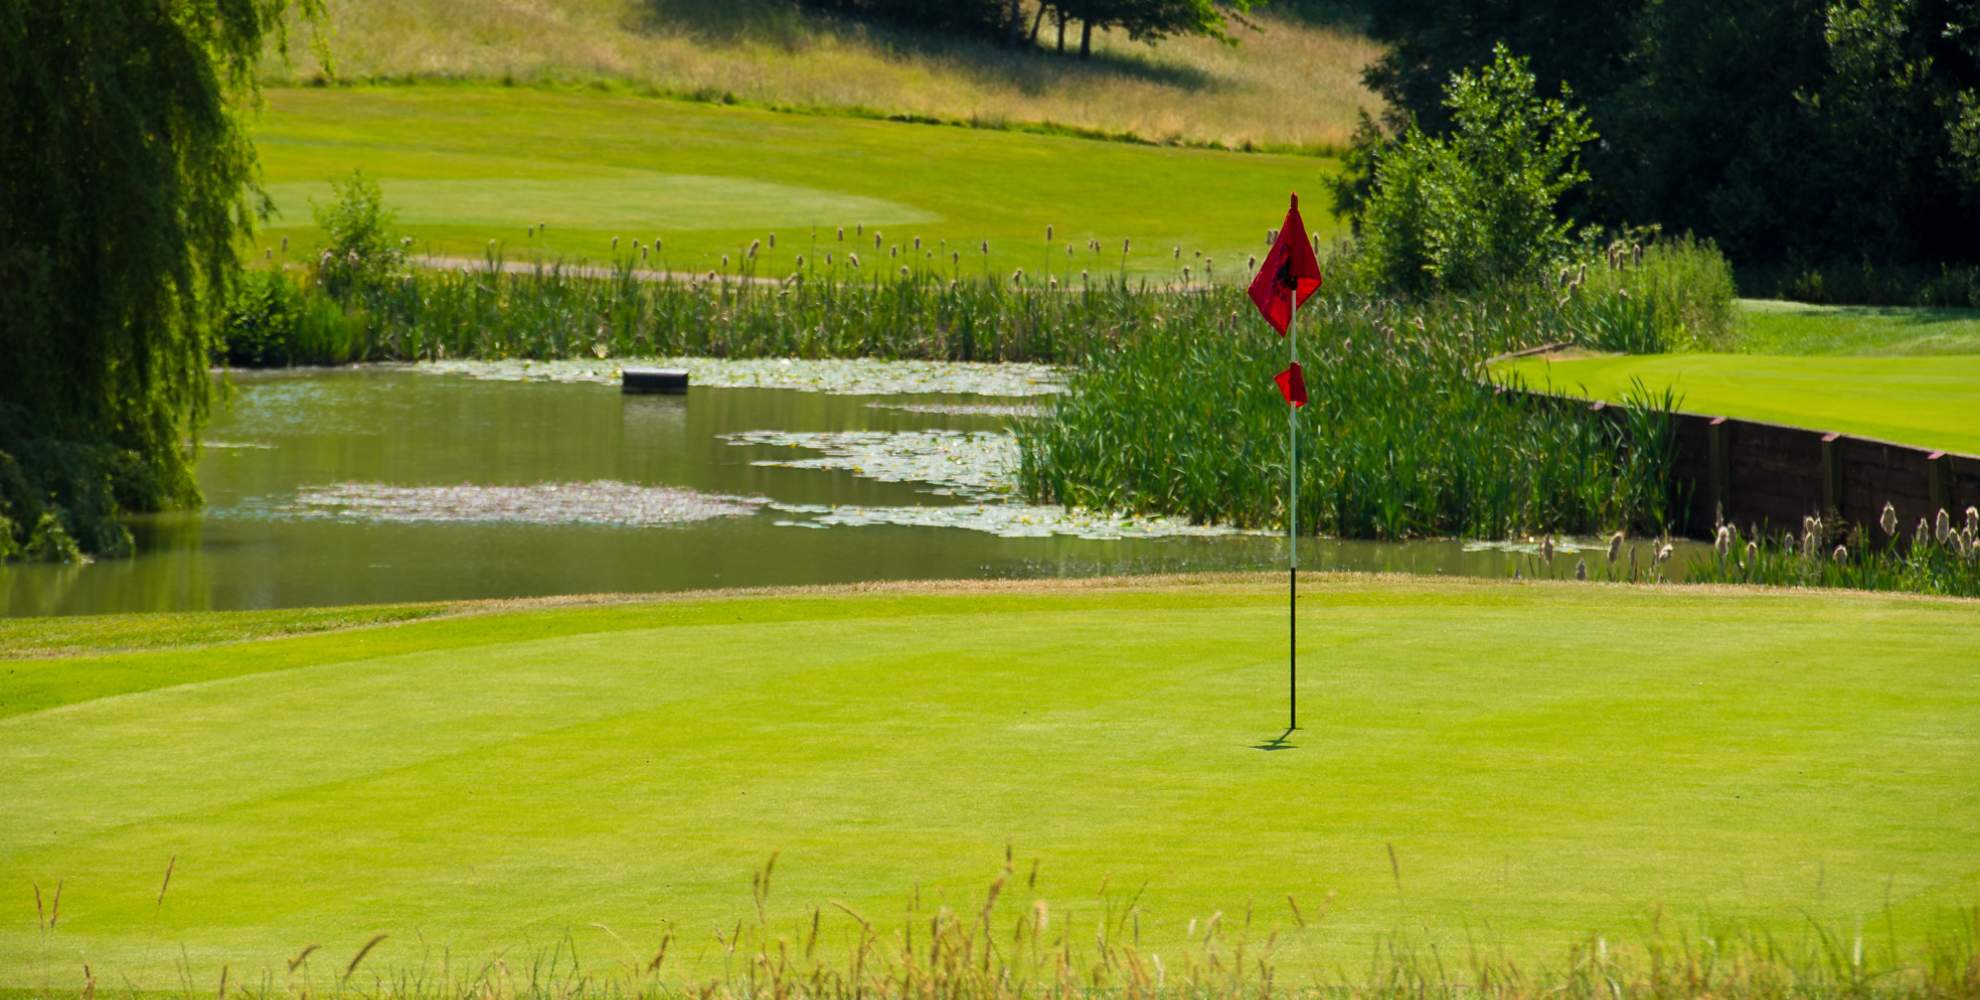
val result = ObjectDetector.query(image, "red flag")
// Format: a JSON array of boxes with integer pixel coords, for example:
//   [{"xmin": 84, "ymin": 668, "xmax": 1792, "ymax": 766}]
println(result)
[
  {"xmin": 1274, "ymin": 362, "xmax": 1308, "ymax": 408},
  {"xmin": 1247, "ymin": 193, "xmax": 1324, "ymax": 336}
]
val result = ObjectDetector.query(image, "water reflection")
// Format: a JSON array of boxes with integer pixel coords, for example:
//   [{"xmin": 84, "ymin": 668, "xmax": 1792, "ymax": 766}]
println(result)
[{"xmin": 1, "ymin": 367, "xmax": 1702, "ymax": 616}]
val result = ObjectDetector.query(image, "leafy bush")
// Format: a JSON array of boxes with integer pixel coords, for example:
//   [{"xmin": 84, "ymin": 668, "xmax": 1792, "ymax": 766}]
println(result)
[
  {"xmin": 220, "ymin": 268, "xmax": 305, "ymax": 366},
  {"xmin": 1352, "ymin": 43, "xmax": 1596, "ymax": 295},
  {"xmin": 312, "ymin": 171, "xmax": 408, "ymax": 302}
]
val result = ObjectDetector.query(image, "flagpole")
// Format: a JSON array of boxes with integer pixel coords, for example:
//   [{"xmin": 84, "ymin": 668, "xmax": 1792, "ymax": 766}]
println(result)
[{"xmin": 1287, "ymin": 274, "xmax": 1298, "ymax": 733}]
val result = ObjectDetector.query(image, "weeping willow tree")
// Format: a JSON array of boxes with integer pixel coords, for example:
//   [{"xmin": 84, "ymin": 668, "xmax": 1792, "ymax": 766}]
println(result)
[{"xmin": 0, "ymin": 0, "xmax": 317, "ymax": 560}]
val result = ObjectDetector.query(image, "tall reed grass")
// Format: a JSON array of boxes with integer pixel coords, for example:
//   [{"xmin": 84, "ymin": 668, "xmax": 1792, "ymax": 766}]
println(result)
[
  {"xmin": 1687, "ymin": 506, "xmax": 1980, "ymax": 598},
  {"xmin": 78, "ymin": 857, "xmax": 1980, "ymax": 1000},
  {"xmin": 1016, "ymin": 244, "xmax": 1721, "ymax": 539}
]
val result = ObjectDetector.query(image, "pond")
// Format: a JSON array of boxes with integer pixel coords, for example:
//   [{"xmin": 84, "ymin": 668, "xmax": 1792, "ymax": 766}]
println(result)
[{"xmin": 1, "ymin": 363, "xmax": 1692, "ymax": 616}]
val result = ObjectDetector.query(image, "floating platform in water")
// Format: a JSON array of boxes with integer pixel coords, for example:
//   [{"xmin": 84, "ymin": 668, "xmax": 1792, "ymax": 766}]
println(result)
[{"xmin": 622, "ymin": 368, "xmax": 689, "ymax": 394}]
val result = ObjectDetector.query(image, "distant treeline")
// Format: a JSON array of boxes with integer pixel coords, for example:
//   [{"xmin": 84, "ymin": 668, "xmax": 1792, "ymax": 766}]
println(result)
[
  {"xmin": 1347, "ymin": 0, "xmax": 1980, "ymax": 299},
  {"xmin": 794, "ymin": 0, "xmax": 1255, "ymax": 56}
]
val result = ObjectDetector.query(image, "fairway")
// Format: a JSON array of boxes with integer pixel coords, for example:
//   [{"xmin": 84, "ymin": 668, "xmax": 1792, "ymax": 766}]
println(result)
[
  {"xmin": 249, "ymin": 87, "xmax": 1339, "ymax": 279},
  {"xmin": 1494, "ymin": 352, "xmax": 1980, "ymax": 455},
  {"xmin": 4, "ymin": 576, "xmax": 1977, "ymax": 989}
]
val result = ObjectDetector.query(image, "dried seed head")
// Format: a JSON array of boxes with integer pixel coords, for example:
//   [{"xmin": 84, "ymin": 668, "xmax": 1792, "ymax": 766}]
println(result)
[
  {"xmin": 748, "ymin": 239, "xmax": 760, "ymax": 258},
  {"xmin": 1046, "ymin": 224, "xmax": 1054, "ymax": 241},
  {"xmin": 900, "ymin": 265, "xmax": 910, "ymax": 278},
  {"xmin": 1540, "ymin": 536, "xmax": 1554, "ymax": 564},
  {"xmin": 1656, "ymin": 543, "xmax": 1673, "ymax": 564},
  {"xmin": 721, "ymin": 254, "xmax": 729, "ymax": 268},
  {"xmin": 837, "ymin": 226, "xmax": 845, "ymax": 241},
  {"xmin": 875, "ymin": 233, "xmax": 883, "ymax": 248},
  {"xmin": 848, "ymin": 254, "xmax": 860, "ymax": 268},
  {"xmin": 981, "ymin": 241, "xmax": 989, "ymax": 254},
  {"xmin": 1174, "ymin": 246, "xmax": 1182, "ymax": 259},
  {"xmin": 1607, "ymin": 531, "xmax": 1624, "ymax": 564},
  {"xmin": 1011, "ymin": 269, "xmax": 1024, "ymax": 286},
  {"xmin": 1122, "ymin": 237, "xmax": 1130, "ymax": 254},
  {"xmin": 1936, "ymin": 508, "xmax": 1952, "ymax": 543},
  {"xmin": 1715, "ymin": 525, "xmax": 1732, "ymax": 558},
  {"xmin": 1832, "ymin": 544, "xmax": 1848, "ymax": 563},
  {"xmin": 1745, "ymin": 540, "xmax": 1758, "ymax": 565},
  {"xmin": 768, "ymin": 232, "xmax": 776, "ymax": 249},
  {"xmin": 1574, "ymin": 558, "xmax": 1587, "ymax": 581},
  {"xmin": 1880, "ymin": 501, "xmax": 1899, "ymax": 536},
  {"xmin": 1966, "ymin": 506, "xmax": 1979, "ymax": 535},
  {"xmin": 914, "ymin": 236, "xmax": 922, "ymax": 250},
  {"xmin": 612, "ymin": 236, "xmax": 620, "ymax": 250}
]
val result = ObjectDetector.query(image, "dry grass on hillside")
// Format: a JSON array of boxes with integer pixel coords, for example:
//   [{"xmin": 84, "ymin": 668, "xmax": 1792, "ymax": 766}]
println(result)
[{"xmin": 267, "ymin": 0, "xmax": 1381, "ymax": 150}]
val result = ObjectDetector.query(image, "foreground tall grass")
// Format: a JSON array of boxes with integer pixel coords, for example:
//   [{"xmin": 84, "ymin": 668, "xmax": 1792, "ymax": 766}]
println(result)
[{"xmin": 24, "ymin": 858, "xmax": 1980, "ymax": 1000}]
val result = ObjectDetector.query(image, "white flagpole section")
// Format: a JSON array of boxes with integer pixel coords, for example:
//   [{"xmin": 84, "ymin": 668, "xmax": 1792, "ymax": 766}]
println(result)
[{"xmin": 1287, "ymin": 280, "xmax": 1298, "ymax": 732}]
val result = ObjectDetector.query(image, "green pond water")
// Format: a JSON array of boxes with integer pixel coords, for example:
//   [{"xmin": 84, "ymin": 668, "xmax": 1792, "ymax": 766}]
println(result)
[{"xmin": 2, "ymin": 366, "xmax": 1688, "ymax": 616}]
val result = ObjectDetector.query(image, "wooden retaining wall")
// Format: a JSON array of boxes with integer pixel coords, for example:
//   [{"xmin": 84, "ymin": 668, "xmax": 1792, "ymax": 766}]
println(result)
[{"xmin": 1580, "ymin": 399, "xmax": 1980, "ymax": 538}]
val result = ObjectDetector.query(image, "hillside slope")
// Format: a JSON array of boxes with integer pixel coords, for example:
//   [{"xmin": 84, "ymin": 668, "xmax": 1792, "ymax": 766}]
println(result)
[{"xmin": 267, "ymin": 0, "xmax": 1382, "ymax": 151}]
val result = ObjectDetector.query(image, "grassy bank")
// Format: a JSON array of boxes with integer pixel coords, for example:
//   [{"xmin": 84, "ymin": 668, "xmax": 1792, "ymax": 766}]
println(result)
[
  {"xmin": 265, "ymin": 0, "xmax": 1380, "ymax": 152},
  {"xmin": 247, "ymin": 86, "xmax": 1342, "ymax": 280},
  {"xmin": 1734, "ymin": 299, "xmax": 1980, "ymax": 355},
  {"xmin": 4, "ymin": 575, "xmax": 1977, "ymax": 989}
]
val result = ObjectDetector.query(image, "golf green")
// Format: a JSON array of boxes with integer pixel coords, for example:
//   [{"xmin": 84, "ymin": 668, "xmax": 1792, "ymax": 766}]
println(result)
[
  {"xmin": 248, "ymin": 86, "xmax": 1339, "ymax": 280},
  {"xmin": 3, "ymin": 576, "xmax": 1976, "ymax": 988},
  {"xmin": 1493, "ymin": 352, "xmax": 1980, "ymax": 455}
]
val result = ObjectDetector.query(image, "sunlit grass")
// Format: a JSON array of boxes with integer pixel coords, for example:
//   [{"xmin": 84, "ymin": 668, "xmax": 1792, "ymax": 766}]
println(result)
[{"xmin": 265, "ymin": 0, "xmax": 1381, "ymax": 151}]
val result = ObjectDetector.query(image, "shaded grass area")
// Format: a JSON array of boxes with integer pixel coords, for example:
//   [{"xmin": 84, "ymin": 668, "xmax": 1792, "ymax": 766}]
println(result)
[
  {"xmin": 1734, "ymin": 299, "xmax": 1980, "ymax": 355},
  {"xmin": 247, "ymin": 86, "xmax": 1340, "ymax": 279},
  {"xmin": 1493, "ymin": 352, "xmax": 1980, "ymax": 455},
  {"xmin": 265, "ymin": 0, "xmax": 1381, "ymax": 151},
  {"xmin": 3, "ymin": 576, "xmax": 1976, "ymax": 989}
]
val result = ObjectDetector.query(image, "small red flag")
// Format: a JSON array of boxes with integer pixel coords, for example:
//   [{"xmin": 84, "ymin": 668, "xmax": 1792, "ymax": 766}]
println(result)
[
  {"xmin": 1247, "ymin": 193, "xmax": 1324, "ymax": 336},
  {"xmin": 1274, "ymin": 362, "xmax": 1308, "ymax": 408}
]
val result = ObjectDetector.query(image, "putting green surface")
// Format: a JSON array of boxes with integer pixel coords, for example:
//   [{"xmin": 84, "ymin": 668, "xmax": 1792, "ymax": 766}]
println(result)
[
  {"xmin": 249, "ymin": 86, "xmax": 1337, "ymax": 280},
  {"xmin": 1494, "ymin": 352, "xmax": 1980, "ymax": 455},
  {"xmin": 4, "ymin": 576, "xmax": 1978, "ymax": 987}
]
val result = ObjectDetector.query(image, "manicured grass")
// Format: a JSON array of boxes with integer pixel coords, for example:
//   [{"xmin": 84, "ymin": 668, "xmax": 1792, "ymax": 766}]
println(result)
[
  {"xmin": 4, "ymin": 576, "xmax": 1976, "ymax": 989},
  {"xmin": 1493, "ymin": 351, "xmax": 1980, "ymax": 455},
  {"xmin": 248, "ymin": 86, "xmax": 1340, "ymax": 279},
  {"xmin": 1735, "ymin": 299, "xmax": 1980, "ymax": 355}
]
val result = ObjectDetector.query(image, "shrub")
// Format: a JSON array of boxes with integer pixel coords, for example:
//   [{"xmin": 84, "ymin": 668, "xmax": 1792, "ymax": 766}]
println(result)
[
  {"xmin": 220, "ymin": 268, "xmax": 305, "ymax": 366},
  {"xmin": 312, "ymin": 171, "xmax": 408, "ymax": 302},
  {"xmin": 1353, "ymin": 44, "xmax": 1597, "ymax": 295}
]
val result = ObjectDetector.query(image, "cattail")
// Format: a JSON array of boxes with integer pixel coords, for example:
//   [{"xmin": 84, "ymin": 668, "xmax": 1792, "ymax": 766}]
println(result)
[
  {"xmin": 1011, "ymin": 269, "xmax": 1024, "ymax": 286},
  {"xmin": 611, "ymin": 236, "xmax": 619, "ymax": 250},
  {"xmin": 1048, "ymin": 277, "xmax": 1058, "ymax": 290},
  {"xmin": 794, "ymin": 255, "xmax": 804, "ymax": 268},
  {"xmin": 1045, "ymin": 224, "xmax": 1054, "ymax": 241},
  {"xmin": 1656, "ymin": 543, "xmax": 1673, "ymax": 564},
  {"xmin": 1080, "ymin": 269, "xmax": 1089, "ymax": 283},
  {"xmin": 837, "ymin": 226, "xmax": 845, "ymax": 241},
  {"xmin": 1966, "ymin": 506, "xmax": 1979, "ymax": 535},
  {"xmin": 264, "ymin": 248, "xmax": 272, "ymax": 261},
  {"xmin": 721, "ymin": 254, "xmax": 729, "ymax": 268},
  {"xmin": 655, "ymin": 238, "xmax": 662, "ymax": 253},
  {"xmin": 1066, "ymin": 244, "xmax": 1074, "ymax": 256},
  {"xmin": 890, "ymin": 245, "xmax": 898, "ymax": 258},
  {"xmin": 1249, "ymin": 255, "xmax": 1257, "ymax": 271},
  {"xmin": 1880, "ymin": 502, "xmax": 1899, "ymax": 535},
  {"xmin": 1916, "ymin": 517, "xmax": 1931, "ymax": 548},
  {"xmin": 400, "ymin": 236, "xmax": 412, "ymax": 248},
  {"xmin": 1936, "ymin": 508, "xmax": 1952, "ymax": 543},
  {"xmin": 1174, "ymin": 246, "xmax": 1181, "ymax": 259},
  {"xmin": 1574, "ymin": 558, "xmax": 1587, "ymax": 581},
  {"xmin": 768, "ymin": 232, "xmax": 776, "ymax": 249},
  {"xmin": 1714, "ymin": 524, "xmax": 1732, "ymax": 559},
  {"xmin": 640, "ymin": 246, "xmax": 649, "ymax": 260},
  {"xmin": 1540, "ymin": 535, "xmax": 1554, "ymax": 564},
  {"xmin": 857, "ymin": 223, "xmax": 863, "ymax": 236},
  {"xmin": 748, "ymin": 239, "xmax": 760, "ymax": 258},
  {"xmin": 1745, "ymin": 540, "xmax": 1758, "ymax": 566},
  {"xmin": 1122, "ymin": 237, "xmax": 1130, "ymax": 254},
  {"xmin": 1266, "ymin": 229, "xmax": 1276, "ymax": 245},
  {"xmin": 913, "ymin": 236, "xmax": 922, "ymax": 250},
  {"xmin": 900, "ymin": 265, "xmax": 910, "ymax": 278},
  {"xmin": 280, "ymin": 236, "xmax": 288, "ymax": 252},
  {"xmin": 1607, "ymin": 531, "xmax": 1624, "ymax": 564},
  {"xmin": 952, "ymin": 251, "xmax": 960, "ymax": 266},
  {"xmin": 980, "ymin": 240, "xmax": 989, "ymax": 254},
  {"xmin": 1832, "ymin": 544, "xmax": 1848, "ymax": 563},
  {"xmin": 825, "ymin": 252, "xmax": 833, "ymax": 266},
  {"xmin": 1182, "ymin": 266, "xmax": 1191, "ymax": 282},
  {"xmin": 848, "ymin": 253, "xmax": 860, "ymax": 268}
]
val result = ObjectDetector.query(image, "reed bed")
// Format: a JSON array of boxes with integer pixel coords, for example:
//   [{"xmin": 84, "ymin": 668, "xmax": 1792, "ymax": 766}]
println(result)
[
  {"xmin": 1016, "ymin": 251, "xmax": 1717, "ymax": 539},
  {"xmin": 1687, "ymin": 505, "xmax": 1980, "ymax": 598},
  {"xmin": 63, "ymin": 859, "xmax": 1980, "ymax": 1000}
]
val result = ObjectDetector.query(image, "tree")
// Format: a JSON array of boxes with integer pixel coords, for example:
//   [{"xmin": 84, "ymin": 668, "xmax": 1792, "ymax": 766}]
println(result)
[
  {"xmin": 1065, "ymin": 0, "xmax": 1256, "ymax": 59},
  {"xmin": 1351, "ymin": 0, "xmax": 1980, "ymax": 276},
  {"xmin": 0, "ymin": 0, "xmax": 319, "ymax": 559},
  {"xmin": 1355, "ymin": 44, "xmax": 1597, "ymax": 294}
]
